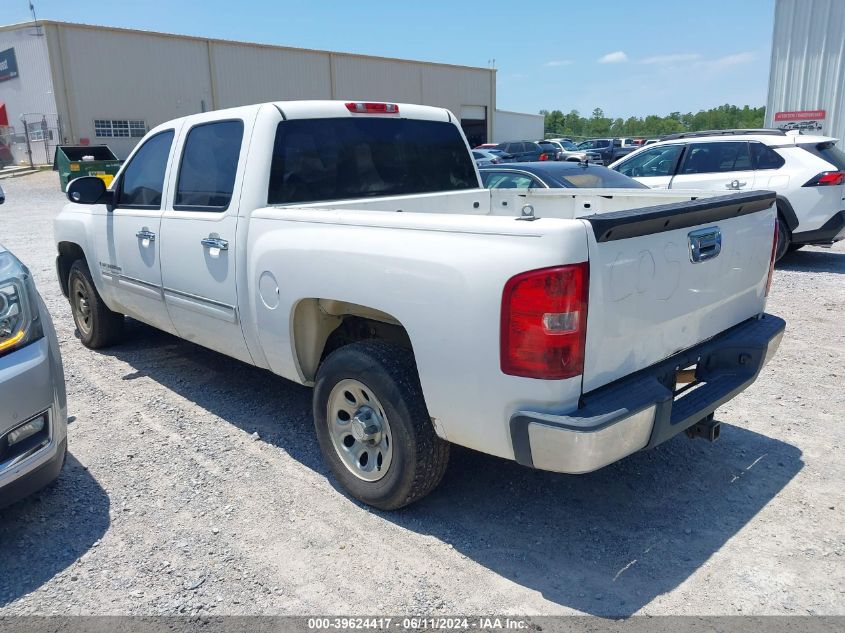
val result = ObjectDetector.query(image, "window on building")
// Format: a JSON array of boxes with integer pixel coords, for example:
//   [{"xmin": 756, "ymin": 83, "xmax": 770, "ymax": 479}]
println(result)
[
  {"xmin": 112, "ymin": 120, "xmax": 130, "ymax": 137},
  {"xmin": 175, "ymin": 120, "xmax": 244, "ymax": 210},
  {"xmin": 129, "ymin": 121, "xmax": 146, "ymax": 138},
  {"xmin": 94, "ymin": 120, "xmax": 112, "ymax": 137},
  {"xmin": 94, "ymin": 119, "xmax": 147, "ymax": 139}
]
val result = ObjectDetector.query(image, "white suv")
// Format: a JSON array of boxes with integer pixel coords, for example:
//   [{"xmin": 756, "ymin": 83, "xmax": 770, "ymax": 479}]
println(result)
[{"xmin": 609, "ymin": 129, "xmax": 845, "ymax": 260}]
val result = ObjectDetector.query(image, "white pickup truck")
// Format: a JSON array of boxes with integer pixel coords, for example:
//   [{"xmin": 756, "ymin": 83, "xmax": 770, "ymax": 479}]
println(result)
[{"xmin": 54, "ymin": 101, "xmax": 785, "ymax": 509}]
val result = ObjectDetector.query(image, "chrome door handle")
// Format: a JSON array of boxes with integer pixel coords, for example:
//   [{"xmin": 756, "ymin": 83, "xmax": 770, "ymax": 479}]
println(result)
[
  {"xmin": 725, "ymin": 180, "xmax": 747, "ymax": 190},
  {"xmin": 136, "ymin": 230, "xmax": 156, "ymax": 241},
  {"xmin": 201, "ymin": 236, "xmax": 229, "ymax": 250}
]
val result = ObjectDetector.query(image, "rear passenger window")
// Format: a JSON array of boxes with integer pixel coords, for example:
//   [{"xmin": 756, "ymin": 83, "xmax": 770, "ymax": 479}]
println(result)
[
  {"xmin": 751, "ymin": 143, "xmax": 785, "ymax": 170},
  {"xmin": 117, "ymin": 130, "xmax": 174, "ymax": 208},
  {"xmin": 175, "ymin": 120, "xmax": 243, "ymax": 211},
  {"xmin": 681, "ymin": 142, "xmax": 752, "ymax": 174},
  {"xmin": 615, "ymin": 145, "xmax": 682, "ymax": 177}
]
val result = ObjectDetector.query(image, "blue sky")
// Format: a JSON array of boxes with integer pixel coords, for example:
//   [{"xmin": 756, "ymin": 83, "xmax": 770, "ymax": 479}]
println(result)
[{"xmin": 7, "ymin": 0, "xmax": 775, "ymax": 117}]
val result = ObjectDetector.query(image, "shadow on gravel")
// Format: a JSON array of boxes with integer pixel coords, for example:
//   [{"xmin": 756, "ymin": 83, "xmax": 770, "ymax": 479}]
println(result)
[
  {"xmin": 102, "ymin": 320, "xmax": 803, "ymax": 618},
  {"xmin": 778, "ymin": 248, "xmax": 845, "ymax": 274},
  {"xmin": 389, "ymin": 426, "xmax": 803, "ymax": 617},
  {"xmin": 103, "ymin": 320, "xmax": 321, "ymax": 470},
  {"xmin": 0, "ymin": 453, "xmax": 110, "ymax": 607}
]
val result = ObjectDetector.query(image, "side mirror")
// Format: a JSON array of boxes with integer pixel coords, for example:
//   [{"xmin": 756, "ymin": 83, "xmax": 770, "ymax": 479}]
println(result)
[
  {"xmin": 0, "ymin": 185, "xmax": 5, "ymax": 205},
  {"xmin": 67, "ymin": 176, "xmax": 113, "ymax": 206}
]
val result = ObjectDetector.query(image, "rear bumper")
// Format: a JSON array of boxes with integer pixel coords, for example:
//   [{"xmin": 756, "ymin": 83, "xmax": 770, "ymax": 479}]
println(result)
[
  {"xmin": 791, "ymin": 210, "xmax": 845, "ymax": 245},
  {"xmin": 510, "ymin": 314, "xmax": 785, "ymax": 474}
]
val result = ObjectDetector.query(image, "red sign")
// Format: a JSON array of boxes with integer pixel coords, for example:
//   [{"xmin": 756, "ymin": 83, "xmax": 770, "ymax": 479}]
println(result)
[{"xmin": 774, "ymin": 110, "xmax": 826, "ymax": 121}]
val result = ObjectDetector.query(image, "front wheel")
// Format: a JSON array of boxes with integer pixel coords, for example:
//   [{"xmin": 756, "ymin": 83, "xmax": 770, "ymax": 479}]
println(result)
[
  {"xmin": 313, "ymin": 340, "xmax": 450, "ymax": 510},
  {"xmin": 68, "ymin": 259, "xmax": 124, "ymax": 349}
]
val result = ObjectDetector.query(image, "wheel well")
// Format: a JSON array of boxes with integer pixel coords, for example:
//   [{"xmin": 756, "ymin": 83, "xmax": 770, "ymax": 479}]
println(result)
[
  {"xmin": 56, "ymin": 242, "xmax": 87, "ymax": 297},
  {"xmin": 292, "ymin": 299, "xmax": 412, "ymax": 382},
  {"xmin": 776, "ymin": 197, "xmax": 799, "ymax": 233}
]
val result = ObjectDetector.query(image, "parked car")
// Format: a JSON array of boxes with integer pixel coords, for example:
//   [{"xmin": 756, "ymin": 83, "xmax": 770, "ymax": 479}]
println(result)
[
  {"xmin": 479, "ymin": 161, "xmax": 649, "ymax": 189},
  {"xmin": 577, "ymin": 139, "xmax": 636, "ymax": 165},
  {"xmin": 473, "ymin": 143, "xmax": 498, "ymax": 150},
  {"xmin": 0, "ymin": 188, "xmax": 68, "ymax": 508},
  {"xmin": 545, "ymin": 138, "xmax": 588, "ymax": 161},
  {"xmin": 609, "ymin": 128, "xmax": 845, "ymax": 259},
  {"xmin": 472, "ymin": 149, "xmax": 502, "ymax": 167},
  {"xmin": 494, "ymin": 140, "xmax": 556, "ymax": 162},
  {"xmin": 484, "ymin": 148, "xmax": 515, "ymax": 162},
  {"xmin": 643, "ymin": 138, "xmax": 661, "ymax": 146},
  {"xmin": 537, "ymin": 140, "xmax": 564, "ymax": 160},
  {"xmin": 56, "ymin": 100, "xmax": 783, "ymax": 510}
]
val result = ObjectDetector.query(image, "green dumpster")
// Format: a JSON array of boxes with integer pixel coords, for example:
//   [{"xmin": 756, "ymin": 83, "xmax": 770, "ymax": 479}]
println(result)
[{"xmin": 53, "ymin": 145, "xmax": 122, "ymax": 192}]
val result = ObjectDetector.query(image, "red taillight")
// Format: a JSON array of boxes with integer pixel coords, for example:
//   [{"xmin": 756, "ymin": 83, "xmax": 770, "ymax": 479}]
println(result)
[
  {"xmin": 803, "ymin": 171, "xmax": 845, "ymax": 186},
  {"xmin": 345, "ymin": 102, "xmax": 399, "ymax": 115},
  {"xmin": 500, "ymin": 263, "xmax": 589, "ymax": 379},
  {"xmin": 539, "ymin": 153, "xmax": 550, "ymax": 161},
  {"xmin": 766, "ymin": 220, "xmax": 778, "ymax": 297}
]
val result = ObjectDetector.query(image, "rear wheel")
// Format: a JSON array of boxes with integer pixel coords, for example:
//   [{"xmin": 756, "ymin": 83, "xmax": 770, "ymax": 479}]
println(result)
[
  {"xmin": 313, "ymin": 340, "xmax": 450, "ymax": 510},
  {"xmin": 68, "ymin": 259, "xmax": 124, "ymax": 349},
  {"xmin": 775, "ymin": 214, "xmax": 790, "ymax": 262}
]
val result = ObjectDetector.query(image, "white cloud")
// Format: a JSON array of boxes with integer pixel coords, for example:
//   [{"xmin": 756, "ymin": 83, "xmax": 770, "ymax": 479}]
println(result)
[
  {"xmin": 708, "ymin": 51, "xmax": 756, "ymax": 67},
  {"xmin": 640, "ymin": 53, "xmax": 702, "ymax": 65},
  {"xmin": 597, "ymin": 51, "xmax": 628, "ymax": 64},
  {"xmin": 544, "ymin": 60, "xmax": 574, "ymax": 67}
]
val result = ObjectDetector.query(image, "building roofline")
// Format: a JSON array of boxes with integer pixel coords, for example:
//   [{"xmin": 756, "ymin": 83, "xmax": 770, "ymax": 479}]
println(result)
[
  {"xmin": 0, "ymin": 19, "xmax": 496, "ymax": 75},
  {"xmin": 495, "ymin": 109, "xmax": 544, "ymax": 118}
]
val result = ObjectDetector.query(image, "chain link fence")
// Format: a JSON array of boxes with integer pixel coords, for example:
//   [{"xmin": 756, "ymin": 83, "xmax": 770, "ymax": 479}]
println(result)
[{"xmin": 0, "ymin": 113, "xmax": 63, "ymax": 168}]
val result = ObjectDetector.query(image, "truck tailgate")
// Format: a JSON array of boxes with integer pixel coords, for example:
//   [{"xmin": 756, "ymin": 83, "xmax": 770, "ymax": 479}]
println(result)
[{"xmin": 579, "ymin": 191, "xmax": 776, "ymax": 393}]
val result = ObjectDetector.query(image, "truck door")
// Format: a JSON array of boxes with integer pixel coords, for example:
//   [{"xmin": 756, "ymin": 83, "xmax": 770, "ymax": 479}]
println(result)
[
  {"xmin": 669, "ymin": 141, "xmax": 757, "ymax": 192},
  {"xmin": 100, "ymin": 127, "xmax": 178, "ymax": 334},
  {"xmin": 158, "ymin": 116, "xmax": 253, "ymax": 364}
]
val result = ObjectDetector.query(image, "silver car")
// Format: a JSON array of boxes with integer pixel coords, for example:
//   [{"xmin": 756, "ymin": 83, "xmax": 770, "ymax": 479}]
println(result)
[{"xmin": 0, "ymin": 185, "xmax": 68, "ymax": 508}]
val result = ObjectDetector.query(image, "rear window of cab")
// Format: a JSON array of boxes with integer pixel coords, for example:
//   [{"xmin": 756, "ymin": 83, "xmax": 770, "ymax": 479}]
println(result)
[{"xmin": 267, "ymin": 118, "xmax": 478, "ymax": 205}]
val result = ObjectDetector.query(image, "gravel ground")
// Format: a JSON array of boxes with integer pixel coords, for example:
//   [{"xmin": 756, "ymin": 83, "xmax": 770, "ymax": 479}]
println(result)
[{"xmin": 0, "ymin": 171, "xmax": 843, "ymax": 617}]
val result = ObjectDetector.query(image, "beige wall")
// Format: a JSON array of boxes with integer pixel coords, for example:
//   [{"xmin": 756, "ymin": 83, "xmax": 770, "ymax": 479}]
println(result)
[{"xmin": 35, "ymin": 22, "xmax": 495, "ymax": 158}]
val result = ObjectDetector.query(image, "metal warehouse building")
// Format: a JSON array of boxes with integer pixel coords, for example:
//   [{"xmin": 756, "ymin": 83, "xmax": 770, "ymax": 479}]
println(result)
[
  {"xmin": 0, "ymin": 20, "xmax": 541, "ymax": 164},
  {"xmin": 766, "ymin": 0, "xmax": 845, "ymax": 141}
]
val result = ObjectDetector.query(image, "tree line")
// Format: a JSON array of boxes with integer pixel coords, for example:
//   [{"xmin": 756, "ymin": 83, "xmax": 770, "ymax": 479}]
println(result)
[{"xmin": 540, "ymin": 104, "xmax": 766, "ymax": 139}]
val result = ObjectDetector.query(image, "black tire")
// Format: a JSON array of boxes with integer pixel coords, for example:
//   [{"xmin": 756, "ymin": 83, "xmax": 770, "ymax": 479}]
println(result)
[
  {"xmin": 313, "ymin": 340, "xmax": 450, "ymax": 510},
  {"xmin": 68, "ymin": 259, "xmax": 124, "ymax": 349},
  {"xmin": 774, "ymin": 214, "xmax": 790, "ymax": 262}
]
